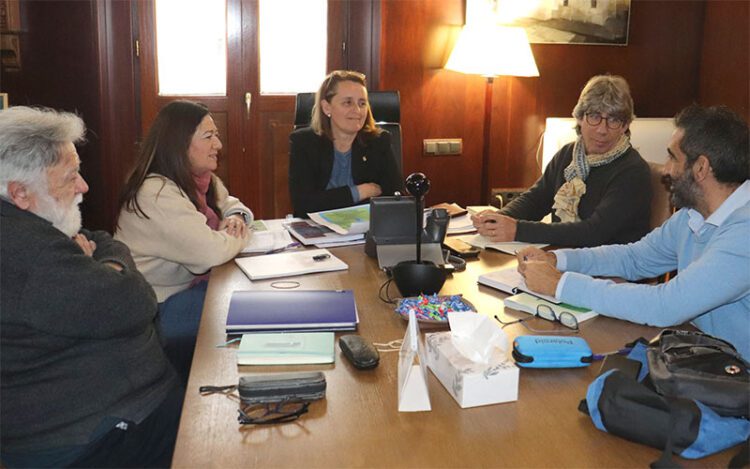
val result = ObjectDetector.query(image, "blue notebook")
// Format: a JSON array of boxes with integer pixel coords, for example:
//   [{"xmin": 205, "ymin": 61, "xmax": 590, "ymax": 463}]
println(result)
[{"xmin": 226, "ymin": 290, "xmax": 359, "ymax": 333}]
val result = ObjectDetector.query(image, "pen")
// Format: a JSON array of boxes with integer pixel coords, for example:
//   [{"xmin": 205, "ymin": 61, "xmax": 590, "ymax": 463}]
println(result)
[
  {"xmin": 264, "ymin": 242, "xmax": 301, "ymax": 255},
  {"xmin": 313, "ymin": 253, "xmax": 330, "ymax": 261}
]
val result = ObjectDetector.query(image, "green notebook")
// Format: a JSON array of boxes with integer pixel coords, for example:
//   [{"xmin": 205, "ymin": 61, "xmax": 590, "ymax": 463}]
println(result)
[{"xmin": 237, "ymin": 332, "xmax": 335, "ymax": 365}]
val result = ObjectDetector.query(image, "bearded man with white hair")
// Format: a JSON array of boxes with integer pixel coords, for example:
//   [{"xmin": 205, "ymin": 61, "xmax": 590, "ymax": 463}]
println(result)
[{"xmin": 0, "ymin": 106, "xmax": 181, "ymax": 468}]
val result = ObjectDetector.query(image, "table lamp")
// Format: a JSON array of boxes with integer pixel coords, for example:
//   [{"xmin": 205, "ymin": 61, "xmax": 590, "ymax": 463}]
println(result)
[
  {"xmin": 445, "ymin": 24, "xmax": 539, "ymax": 203},
  {"xmin": 391, "ymin": 173, "xmax": 447, "ymax": 297}
]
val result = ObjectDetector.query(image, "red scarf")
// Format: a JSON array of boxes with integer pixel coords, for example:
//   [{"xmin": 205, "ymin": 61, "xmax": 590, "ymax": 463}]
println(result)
[
  {"xmin": 190, "ymin": 172, "xmax": 220, "ymax": 287},
  {"xmin": 193, "ymin": 172, "xmax": 220, "ymax": 231}
]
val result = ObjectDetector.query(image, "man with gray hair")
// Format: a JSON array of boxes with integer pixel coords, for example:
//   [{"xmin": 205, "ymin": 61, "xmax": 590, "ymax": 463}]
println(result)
[{"xmin": 0, "ymin": 106, "xmax": 181, "ymax": 467}]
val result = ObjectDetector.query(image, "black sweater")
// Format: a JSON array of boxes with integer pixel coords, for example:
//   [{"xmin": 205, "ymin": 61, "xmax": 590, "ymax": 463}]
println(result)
[
  {"xmin": 501, "ymin": 143, "xmax": 652, "ymax": 247},
  {"xmin": 288, "ymin": 127, "xmax": 402, "ymax": 217},
  {"xmin": 0, "ymin": 201, "xmax": 177, "ymax": 452}
]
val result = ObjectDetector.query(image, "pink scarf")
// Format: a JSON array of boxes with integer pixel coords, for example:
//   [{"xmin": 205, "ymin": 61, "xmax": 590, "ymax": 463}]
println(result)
[
  {"xmin": 191, "ymin": 172, "xmax": 220, "ymax": 287},
  {"xmin": 193, "ymin": 172, "xmax": 220, "ymax": 231}
]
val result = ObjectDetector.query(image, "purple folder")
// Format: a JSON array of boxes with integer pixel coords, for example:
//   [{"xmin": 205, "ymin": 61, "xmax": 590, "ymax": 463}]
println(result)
[{"xmin": 226, "ymin": 290, "xmax": 359, "ymax": 333}]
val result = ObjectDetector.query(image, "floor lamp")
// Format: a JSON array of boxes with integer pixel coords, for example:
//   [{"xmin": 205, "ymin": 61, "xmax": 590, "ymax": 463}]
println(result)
[{"xmin": 445, "ymin": 25, "xmax": 539, "ymax": 203}]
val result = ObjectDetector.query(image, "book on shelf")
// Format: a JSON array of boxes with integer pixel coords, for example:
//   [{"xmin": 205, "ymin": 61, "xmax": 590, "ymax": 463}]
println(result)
[
  {"xmin": 226, "ymin": 289, "xmax": 359, "ymax": 333},
  {"xmin": 459, "ymin": 234, "xmax": 548, "ymax": 255},
  {"xmin": 503, "ymin": 293, "xmax": 598, "ymax": 323},
  {"xmin": 286, "ymin": 219, "xmax": 365, "ymax": 246},
  {"xmin": 234, "ymin": 248, "xmax": 347, "ymax": 280},
  {"xmin": 477, "ymin": 266, "xmax": 560, "ymax": 304},
  {"xmin": 307, "ymin": 204, "xmax": 370, "ymax": 235},
  {"xmin": 237, "ymin": 332, "xmax": 335, "ymax": 365}
]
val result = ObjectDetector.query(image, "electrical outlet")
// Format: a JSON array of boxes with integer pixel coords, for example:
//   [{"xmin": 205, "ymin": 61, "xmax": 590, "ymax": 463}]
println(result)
[{"xmin": 423, "ymin": 138, "xmax": 462, "ymax": 155}]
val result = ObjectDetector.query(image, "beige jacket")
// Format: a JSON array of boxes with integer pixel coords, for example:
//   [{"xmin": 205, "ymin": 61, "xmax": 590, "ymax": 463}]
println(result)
[{"xmin": 115, "ymin": 174, "xmax": 252, "ymax": 302}]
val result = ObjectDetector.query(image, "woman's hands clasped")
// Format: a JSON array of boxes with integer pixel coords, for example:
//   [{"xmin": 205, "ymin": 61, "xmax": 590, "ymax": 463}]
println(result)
[{"xmin": 220, "ymin": 214, "xmax": 249, "ymax": 239}]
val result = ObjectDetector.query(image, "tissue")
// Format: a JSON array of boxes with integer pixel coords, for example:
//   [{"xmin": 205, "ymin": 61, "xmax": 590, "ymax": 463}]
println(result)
[{"xmin": 447, "ymin": 313, "xmax": 509, "ymax": 364}]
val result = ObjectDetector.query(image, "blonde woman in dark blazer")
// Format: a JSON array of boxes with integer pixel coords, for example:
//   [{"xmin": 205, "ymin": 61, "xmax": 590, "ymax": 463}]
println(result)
[{"xmin": 289, "ymin": 70, "xmax": 401, "ymax": 218}]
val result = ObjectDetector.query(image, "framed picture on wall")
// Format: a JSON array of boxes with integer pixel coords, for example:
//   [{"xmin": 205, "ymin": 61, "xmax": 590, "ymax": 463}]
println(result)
[
  {"xmin": 0, "ymin": 93, "xmax": 7, "ymax": 110},
  {"xmin": 467, "ymin": 0, "xmax": 631, "ymax": 46}
]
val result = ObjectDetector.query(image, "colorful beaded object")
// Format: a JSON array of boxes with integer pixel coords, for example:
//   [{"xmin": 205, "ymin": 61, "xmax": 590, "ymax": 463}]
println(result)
[{"xmin": 395, "ymin": 294, "xmax": 475, "ymax": 323}]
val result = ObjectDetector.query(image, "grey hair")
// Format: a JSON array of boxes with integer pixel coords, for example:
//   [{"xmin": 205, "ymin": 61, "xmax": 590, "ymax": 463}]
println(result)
[
  {"xmin": 572, "ymin": 75, "xmax": 635, "ymax": 136},
  {"xmin": 0, "ymin": 106, "xmax": 86, "ymax": 198}
]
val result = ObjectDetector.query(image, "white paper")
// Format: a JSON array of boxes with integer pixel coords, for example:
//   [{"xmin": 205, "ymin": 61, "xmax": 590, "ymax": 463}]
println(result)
[
  {"xmin": 447, "ymin": 313, "xmax": 509, "ymax": 364},
  {"xmin": 459, "ymin": 234, "xmax": 548, "ymax": 255},
  {"xmin": 477, "ymin": 266, "xmax": 560, "ymax": 304},
  {"xmin": 242, "ymin": 229, "xmax": 294, "ymax": 254},
  {"xmin": 447, "ymin": 214, "xmax": 476, "ymax": 235},
  {"xmin": 234, "ymin": 248, "xmax": 347, "ymax": 280},
  {"xmin": 398, "ymin": 311, "xmax": 431, "ymax": 412}
]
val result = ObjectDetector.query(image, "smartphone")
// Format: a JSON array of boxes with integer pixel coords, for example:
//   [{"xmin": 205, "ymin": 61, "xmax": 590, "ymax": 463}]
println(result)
[
  {"xmin": 443, "ymin": 237, "xmax": 480, "ymax": 258},
  {"xmin": 597, "ymin": 353, "xmax": 642, "ymax": 380}
]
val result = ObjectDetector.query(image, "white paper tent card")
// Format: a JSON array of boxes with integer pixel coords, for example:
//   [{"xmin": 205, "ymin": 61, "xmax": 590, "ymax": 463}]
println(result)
[{"xmin": 397, "ymin": 311, "xmax": 431, "ymax": 412}]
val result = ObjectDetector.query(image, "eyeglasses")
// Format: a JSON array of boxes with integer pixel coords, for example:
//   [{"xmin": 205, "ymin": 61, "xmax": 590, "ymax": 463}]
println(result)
[
  {"xmin": 238, "ymin": 401, "xmax": 310, "ymax": 425},
  {"xmin": 494, "ymin": 304, "xmax": 579, "ymax": 333},
  {"xmin": 584, "ymin": 112, "xmax": 625, "ymax": 130}
]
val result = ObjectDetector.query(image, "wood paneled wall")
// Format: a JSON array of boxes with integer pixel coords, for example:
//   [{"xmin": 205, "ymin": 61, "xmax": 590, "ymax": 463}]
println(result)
[
  {"xmin": 1, "ymin": 0, "xmax": 138, "ymax": 231},
  {"xmin": 380, "ymin": 0, "xmax": 746, "ymax": 208},
  {"xmin": 698, "ymin": 0, "xmax": 750, "ymax": 120}
]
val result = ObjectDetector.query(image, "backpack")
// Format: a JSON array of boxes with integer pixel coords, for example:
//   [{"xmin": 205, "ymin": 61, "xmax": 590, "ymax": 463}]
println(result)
[{"xmin": 579, "ymin": 330, "xmax": 750, "ymax": 467}]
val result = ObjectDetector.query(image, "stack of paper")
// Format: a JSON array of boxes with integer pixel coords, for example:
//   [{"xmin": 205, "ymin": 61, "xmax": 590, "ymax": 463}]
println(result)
[
  {"xmin": 237, "ymin": 332, "xmax": 334, "ymax": 365},
  {"xmin": 447, "ymin": 215, "xmax": 475, "ymax": 235},
  {"xmin": 459, "ymin": 234, "xmax": 548, "ymax": 255},
  {"xmin": 286, "ymin": 219, "xmax": 365, "ymax": 246},
  {"xmin": 234, "ymin": 248, "xmax": 347, "ymax": 280},
  {"xmin": 242, "ymin": 229, "xmax": 294, "ymax": 254},
  {"xmin": 477, "ymin": 266, "xmax": 560, "ymax": 304},
  {"xmin": 504, "ymin": 293, "xmax": 598, "ymax": 323},
  {"xmin": 226, "ymin": 289, "xmax": 359, "ymax": 333}
]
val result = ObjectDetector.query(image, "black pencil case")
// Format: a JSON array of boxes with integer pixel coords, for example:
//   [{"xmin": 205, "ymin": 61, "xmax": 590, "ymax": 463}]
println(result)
[{"xmin": 238, "ymin": 371, "xmax": 326, "ymax": 404}]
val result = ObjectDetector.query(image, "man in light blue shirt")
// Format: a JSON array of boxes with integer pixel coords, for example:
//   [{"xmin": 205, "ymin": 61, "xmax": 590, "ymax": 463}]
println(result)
[{"xmin": 518, "ymin": 105, "xmax": 750, "ymax": 360}]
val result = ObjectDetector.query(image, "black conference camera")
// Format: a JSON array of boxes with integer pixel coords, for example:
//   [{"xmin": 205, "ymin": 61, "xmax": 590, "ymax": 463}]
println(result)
[{"xmin": 391, "ymin": 172, "xmax": 447, "ymax": 297}]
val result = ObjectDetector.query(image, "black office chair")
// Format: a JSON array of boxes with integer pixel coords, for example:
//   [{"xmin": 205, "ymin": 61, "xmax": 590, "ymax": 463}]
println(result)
[{"xmin": 293, "ymin": 90, "xmax": 403, "ymax": 176}]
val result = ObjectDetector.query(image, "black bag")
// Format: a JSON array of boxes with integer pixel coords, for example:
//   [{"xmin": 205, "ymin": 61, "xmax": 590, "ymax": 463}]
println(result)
[
  {"xmin": 646, "ymin": 330, "xmax": 749, "ymax": 417},
  {"xmin": 580, "ymin": 330, "xmax": 750, "ymax": 465}
]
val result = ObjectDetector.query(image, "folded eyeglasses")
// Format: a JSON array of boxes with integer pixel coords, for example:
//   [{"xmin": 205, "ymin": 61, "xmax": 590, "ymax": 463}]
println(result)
[{"xmin": 494, "ymin": 304, "xmax": 579, "ymax": 333}]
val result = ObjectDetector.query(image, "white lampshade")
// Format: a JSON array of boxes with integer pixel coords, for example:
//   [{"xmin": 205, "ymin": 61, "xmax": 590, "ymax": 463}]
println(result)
[{"xmin": 445, "ymin": 25, "xmax": 539, "ymax": 78}]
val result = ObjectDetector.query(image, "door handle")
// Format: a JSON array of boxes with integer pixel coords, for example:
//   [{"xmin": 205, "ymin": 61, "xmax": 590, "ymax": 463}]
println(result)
[{"xmin": 245, "ymin": 92, "xmax": 252, "ymax": 119}]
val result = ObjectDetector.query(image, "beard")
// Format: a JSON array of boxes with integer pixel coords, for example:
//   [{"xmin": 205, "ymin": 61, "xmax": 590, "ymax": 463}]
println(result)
[
  {"xmin": 669, "ymin": 170, "xmax": 701, "ymax": 210},
  {"xmin": 33, "ymin": 191, "xmax": 83, "ymax": 237}
]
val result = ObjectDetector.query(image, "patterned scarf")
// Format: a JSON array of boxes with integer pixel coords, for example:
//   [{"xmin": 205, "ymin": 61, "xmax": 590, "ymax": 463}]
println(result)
[{"xmin": 552, "ymin": 135, "xmax": 631, "ymax": 222}]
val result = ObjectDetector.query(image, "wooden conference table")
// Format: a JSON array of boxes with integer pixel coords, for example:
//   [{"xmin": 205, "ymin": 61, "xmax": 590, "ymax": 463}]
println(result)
[{"xmin": 172, "ymin": 245, "xmax": 734, "ymax": 468}]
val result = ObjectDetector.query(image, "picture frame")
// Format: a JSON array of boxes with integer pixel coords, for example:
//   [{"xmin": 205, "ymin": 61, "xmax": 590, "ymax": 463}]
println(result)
[
  {"xmin": 467, "ymin": 0, "xmax": 631, "ymax": 46},
  {"xmin": 0, "ymin": 93, "xmax": 8, "ymax": 110},
  {"xmin": 0, "ymin": 0, "xmax": 21, "ymax": 32}
]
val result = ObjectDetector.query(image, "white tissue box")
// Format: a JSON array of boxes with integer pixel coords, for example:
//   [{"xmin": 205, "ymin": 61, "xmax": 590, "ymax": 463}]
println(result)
[{"xmin": 425, "ymin": 331, "xmax": 519, "ymax": 408}]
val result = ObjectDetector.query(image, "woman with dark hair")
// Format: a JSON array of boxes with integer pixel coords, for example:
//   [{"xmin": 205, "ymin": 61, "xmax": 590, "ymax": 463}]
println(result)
[
  {"xmin": 289, "ymin": 70, "xmax": 401, "ymax": 217},
  {"xmin": 115, "ymin": 100, "xmax": 252, "ymax": 381},
  {"xmin": 472, "ymin": 74, "xmax": 652, "ymax": 247}
]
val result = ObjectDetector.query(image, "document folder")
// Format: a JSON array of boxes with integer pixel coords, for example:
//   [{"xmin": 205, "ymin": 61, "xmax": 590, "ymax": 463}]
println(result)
[{"xmin": 226, "ymin": 290, "xmax": 359, "ymax": 333}]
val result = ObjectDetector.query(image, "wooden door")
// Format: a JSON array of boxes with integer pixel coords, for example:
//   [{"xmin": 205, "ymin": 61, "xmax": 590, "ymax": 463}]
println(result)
[
  {"xmin": 137, "ymin": 0, "xmax": 248, "ymax": 209},
  {"xmin": 137, "ymin": 0, "xmax": 376, "ymax": 219}
]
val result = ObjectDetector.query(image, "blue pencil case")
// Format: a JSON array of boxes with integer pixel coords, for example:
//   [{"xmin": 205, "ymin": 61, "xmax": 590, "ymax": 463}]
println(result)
[{"xmin": 512, "ymin": 336, "xmax": 593, "ymax": 368}]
